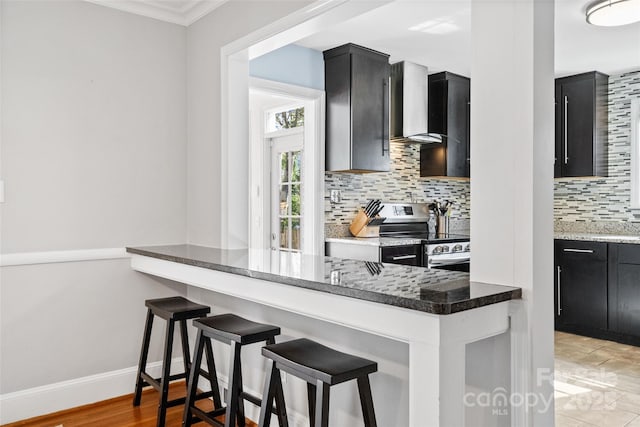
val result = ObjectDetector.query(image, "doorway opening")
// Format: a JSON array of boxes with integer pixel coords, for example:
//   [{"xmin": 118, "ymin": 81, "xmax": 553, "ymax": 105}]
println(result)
[{"xmin": 248, "ymin": 78, "xmax": 324, "ymax": 255}]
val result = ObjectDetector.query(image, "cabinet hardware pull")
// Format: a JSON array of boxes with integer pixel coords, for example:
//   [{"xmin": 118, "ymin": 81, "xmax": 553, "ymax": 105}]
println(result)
[
  {"xmin": 391, "ymin": 255, "xmax": 417, "ymax": 260},
  {"xmin": 564, "ymin": 95, "xmax": 568, "ymax": 164},
  {"xmin": 563, "ymin": 248, "xmax": 594, "ymax": 254},
  {"xmin": 557, "ymin": 266, "xmax": 562, "ymax": 316},
  {"xmin": 382, "ymin": 77, "xmax": 389, "ymax": 156}
]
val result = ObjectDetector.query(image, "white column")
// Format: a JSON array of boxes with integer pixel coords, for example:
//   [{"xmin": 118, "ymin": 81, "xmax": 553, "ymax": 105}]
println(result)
[{"xmin": 471, "ymin": 0, "xmax": 555, "ymax": 425}]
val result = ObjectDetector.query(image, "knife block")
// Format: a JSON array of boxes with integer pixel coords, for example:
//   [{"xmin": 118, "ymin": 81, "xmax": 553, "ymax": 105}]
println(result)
[{"xmin": 349, "ymin": 210, "xmax": 380, "ymax": 237}]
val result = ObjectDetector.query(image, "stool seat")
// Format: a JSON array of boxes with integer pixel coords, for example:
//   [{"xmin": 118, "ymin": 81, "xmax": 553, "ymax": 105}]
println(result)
[
  {"xmin": 194, "ymin": 313, "xmax": 281, "ymax": 345},
  {"xmin": 145, "ymin": 296, "xmax": 210, "ymax": 321},
  {"xmin": 262, "ymin": 338, "xmax": 377, "ymax": 385}
]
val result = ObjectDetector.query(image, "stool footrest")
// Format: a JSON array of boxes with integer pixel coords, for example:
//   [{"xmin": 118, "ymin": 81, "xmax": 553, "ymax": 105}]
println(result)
[
  {"xmin": 140, "ymin": 371, "xmax": 187, "ymax": 392},
  {"xmin": 189, "ymin": 406, "xmax": 226, "ymax": 426},
  {"xmin": 241, "ymin": 391, "xmax": 278, "ymax": 415},
  {"xmin": 165, "ymin": 396, "xmax": 187, "ymax": 408}
]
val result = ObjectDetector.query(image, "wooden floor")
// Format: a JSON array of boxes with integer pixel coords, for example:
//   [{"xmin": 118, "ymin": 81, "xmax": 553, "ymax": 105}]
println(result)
[{"xmin": 2, "ymin": 382, "xmax": 257, "ymax": 427}]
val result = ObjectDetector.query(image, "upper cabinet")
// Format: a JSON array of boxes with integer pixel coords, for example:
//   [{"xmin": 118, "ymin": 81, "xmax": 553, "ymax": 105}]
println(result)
[
  {"xmin": 420, "ymin": 72, "xmax": 470, "ymax": 178},
  {"xmin": 324, "ymin": 43, "xmax": 390, "ymax": 173},
  {"xmin": 555, "ymin": 71, "xmax": 609, "ymax": 178}
]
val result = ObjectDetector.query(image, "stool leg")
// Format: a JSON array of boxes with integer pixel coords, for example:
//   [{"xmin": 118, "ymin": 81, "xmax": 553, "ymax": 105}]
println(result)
[
  {"xmin": 183, "ymin": 330, "xmax": 205, "ymax": 427},
  {"xmin": 157, "ymin": 319, "xmax": 175, "ymax": 427},
  {"xmin": 357, "ymin": 375, "xmax": 377, "ymax": 427},
  {"xmin": 307, "ymin": 383, "xmax": 316, "ymax": 427},
  {"xmin": 272, "ymin": 366, "xmax": 288, "ymax": 427},
  {"xmin": 236, "ymin": 359, "xmax": 246, "ymax": 427},
  {"xmin": 258, "ymin": 360, "xmax": 278, "ymax": 427},
  {"xmin": 204, "ymin": 336, "xmax": 223, "ymax": 409},
  {"xmin": 265, "ymin": 337, "xmax": 288, "ymax": 427},
  {"xmin": 224, "ymin": 341, "xmax": 242, "ymax": 427},
  {"xmin": 179, "ymin": 319, "xmax": 191, "ymax": 381},
  {"xmin": 314, "ymin": 380, "xmax": 330, "ymax": 427},
  {"xmin": 133, "ymin": 309, "xmax": 154, "ymax": 406}
]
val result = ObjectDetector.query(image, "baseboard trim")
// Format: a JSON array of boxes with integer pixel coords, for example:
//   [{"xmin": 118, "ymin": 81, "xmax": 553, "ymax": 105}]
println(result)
[
  {"xmin": 0, "ymin": 358, "xmax": 183, "ymax": 424},
  {"xmin": 2, "ymin": 359, "xmax": 309, "ymax": 426}
]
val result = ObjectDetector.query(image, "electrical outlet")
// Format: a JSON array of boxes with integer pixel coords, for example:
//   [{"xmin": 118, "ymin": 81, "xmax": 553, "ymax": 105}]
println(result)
[{"xmin": 330, "ymin": 189, "xmax": 341, "ymax": 203}]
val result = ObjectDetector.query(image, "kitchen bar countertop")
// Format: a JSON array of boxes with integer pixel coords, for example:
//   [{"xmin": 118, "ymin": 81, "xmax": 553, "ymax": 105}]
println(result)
[
  {"xmin": 126, "ymin": 244, "xmax": 520, "ymax": 315},
  {"xmin": 555, "ymin": 232, "xmax": 640, "ymax": 244}
]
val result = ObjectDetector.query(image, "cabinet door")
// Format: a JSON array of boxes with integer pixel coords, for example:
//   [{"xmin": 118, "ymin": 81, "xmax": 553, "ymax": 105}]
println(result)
[
  {"xmin": 559, "ymin": 78, "xmax": 595, "ymax": 177},
  {"xmin": 446, "ymin": 77, "xmax": 470, "ymax": 178},
  {"xmin": 555, "ymin": 240, "xmax": 607, "ymax": 330},
  {"xmin": 610, "ymin": 244, "xmax": 640, "ymax": 336},
  {"xmin": 351, "ymin": 53, "xmax": 390, "ymax": 172}
]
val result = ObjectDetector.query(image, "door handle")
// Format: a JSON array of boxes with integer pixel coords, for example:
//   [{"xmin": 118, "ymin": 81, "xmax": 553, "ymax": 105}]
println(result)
[
  {"xmin": 563, "ymin": 248, "xmax": 594, "ymax": 254},
  {"xmin": 557, "ymin": 266, "xmax": 562, "ymax": 316},
  {"xmin": 382, "ymin": 77, "xmax": 389, "ymax": 156},
  {"xmin": 564, "ymin": 95, "xmax": 568, "ymax": 164}
]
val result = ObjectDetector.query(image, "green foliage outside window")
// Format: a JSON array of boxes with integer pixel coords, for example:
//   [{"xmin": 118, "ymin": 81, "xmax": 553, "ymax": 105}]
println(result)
[{"xmin": 275, "ymin": 107, "xmax": 304, "ymax": 129}]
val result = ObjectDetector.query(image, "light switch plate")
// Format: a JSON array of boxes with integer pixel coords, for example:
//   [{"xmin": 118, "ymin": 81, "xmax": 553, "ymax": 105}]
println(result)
[{"xmin": 330, "ymin": 189, "xmax": 341, "ymax": 203}]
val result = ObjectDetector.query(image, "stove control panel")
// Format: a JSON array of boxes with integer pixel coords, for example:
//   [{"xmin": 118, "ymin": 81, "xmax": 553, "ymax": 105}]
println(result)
[{"xmin": 425, "ymin": 242, "xmax": 471, "ymax": 256}]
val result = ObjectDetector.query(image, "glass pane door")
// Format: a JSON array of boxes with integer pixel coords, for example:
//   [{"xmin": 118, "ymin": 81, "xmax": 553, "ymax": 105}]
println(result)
[
  {"xmin": 270, "ymin": 126, "xmax": 304, "ymax": 253},
  {"xmin": 277, "ymin": 150, "xmax": 302, "ymax": 252}
]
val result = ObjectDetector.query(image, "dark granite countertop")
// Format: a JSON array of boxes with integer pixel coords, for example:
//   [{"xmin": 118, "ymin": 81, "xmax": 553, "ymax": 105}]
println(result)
[
  {"xmin": 126, "ymin": 244, "xmax": 521, "ymax": 315},
  {"xmin": 555, "ymin": 232, "xmax": 640, "ymax": 245}
]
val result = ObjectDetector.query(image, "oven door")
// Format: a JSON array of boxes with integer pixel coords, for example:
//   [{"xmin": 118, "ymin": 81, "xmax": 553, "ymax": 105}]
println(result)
[
  {"xmin": 426, "ymin": 252, "xmax": 470, "ymax": 272},
  {"xmin": 380, "ymin": 245, "xmax": 422, "ymax": 266}
]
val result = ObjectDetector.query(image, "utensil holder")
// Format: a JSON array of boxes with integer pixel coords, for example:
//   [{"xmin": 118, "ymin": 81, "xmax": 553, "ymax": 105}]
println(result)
[
  {"xmin": 436, "ymin": 216, "xmax": 450, "ymax": 236},
  {"xmin": 349, "ymin": 210, "xmax": 381, "ymax": 237}
]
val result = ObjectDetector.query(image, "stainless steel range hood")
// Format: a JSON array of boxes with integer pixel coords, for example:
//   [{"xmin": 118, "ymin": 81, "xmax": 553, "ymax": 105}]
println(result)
[{"xmin": 390, "ymin": 61, "xmax": 444, "ymax": 144}]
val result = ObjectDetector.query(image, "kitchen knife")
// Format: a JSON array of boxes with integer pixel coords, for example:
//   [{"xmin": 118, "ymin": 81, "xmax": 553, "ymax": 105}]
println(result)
[
  {"xmin": 366, "ymin": 200, "xmax": 378, "ymax": 217},
  {"xmin": 370, "ymin": 202, "xmax": 382, "ymax": 218},
  {"xmin": 370, "ymin": 200, "xmax": 381, "ymax": 216},
  {"xmin": 363, "ymin": 200, "xmax": 374, "ymax": 216}
]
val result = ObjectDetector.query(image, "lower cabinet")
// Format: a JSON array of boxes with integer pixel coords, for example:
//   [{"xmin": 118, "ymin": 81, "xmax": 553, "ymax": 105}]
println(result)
[
  {"xmin": 555, "ymin": 239, "xmax": 640, "ymax": 345},
  {"xmin": 609, "ymin": 243, "xmax": 640, "ymax": 336},
  {"xmin": 555, "ymin": 240, "xmax": 608, "ymax": 331}
]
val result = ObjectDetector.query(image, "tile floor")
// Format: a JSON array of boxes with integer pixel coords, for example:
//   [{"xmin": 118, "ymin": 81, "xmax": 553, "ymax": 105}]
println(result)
[{"xmin": 555, "ymin": 331, "xmax": 640, "ymax": 426}]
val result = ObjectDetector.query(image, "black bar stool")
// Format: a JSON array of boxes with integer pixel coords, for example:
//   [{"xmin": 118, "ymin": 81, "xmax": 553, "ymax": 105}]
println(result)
[
  {"xmin": 133, "ymin": 296, "xmax": 215, "ymax": 427},
  {"xmin": 258, "ymin": 338, "xmax": 378, "ymax": 427},
  {"xmin": 183, "ymin": 313, "xmax": 288, "ymax": 427}
]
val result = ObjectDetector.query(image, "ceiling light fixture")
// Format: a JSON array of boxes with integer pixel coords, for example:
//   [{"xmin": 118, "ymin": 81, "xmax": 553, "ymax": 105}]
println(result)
[{"xmin": 586, "ymin": 0, "xmax": 640, "ymax": 26}]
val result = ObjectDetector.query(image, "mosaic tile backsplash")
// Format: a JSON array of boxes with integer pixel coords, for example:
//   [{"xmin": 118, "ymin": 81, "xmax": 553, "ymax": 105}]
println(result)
[
  {"xmin": 324, "ymin": 143, "xmax": 470, "ymax": 230},
  {"xmin": 554, "ymin": 70, "xmax": 640, "ymax": 226},
  {"xmin": 325, "ymin": 70, "xmax": 640, "ymax": 237}
]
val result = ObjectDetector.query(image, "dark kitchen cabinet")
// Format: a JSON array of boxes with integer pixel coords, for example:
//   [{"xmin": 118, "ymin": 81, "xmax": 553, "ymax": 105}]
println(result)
[
  {"xmin": 554, "ymin": 240, "xmax": 608, "ymax": 331},
  {"xmin": 555, "ymin": 72, "xmax": 608, "ymax": 177},
  {"xmin": 324, "ymin": 43, "xmax": 390, "ymax": 172},
  {"xmin": 420, "ymin": 72, "xmax": 470, "ymax": 178},
  {"xmin": 608, "ymin": 243, "xmax": 640, "ymax": 336},
  {"xmin": 380, "ymin": 244, "xmax": 422, "ymax": 266}
]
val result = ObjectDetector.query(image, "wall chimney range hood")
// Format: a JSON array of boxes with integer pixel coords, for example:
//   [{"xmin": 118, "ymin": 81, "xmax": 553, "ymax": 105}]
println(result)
[{"xmin": 390, "ymin": 61, "xmax": 445, "ymax": 144}]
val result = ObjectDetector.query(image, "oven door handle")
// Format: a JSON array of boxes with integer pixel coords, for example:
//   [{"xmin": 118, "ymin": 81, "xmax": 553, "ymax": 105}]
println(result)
[
  {"xmin": 428, "ymin": 253, "xmax": 470, "ymax": 266},
  {"xmin": 391, "ymin": 254, "xmax": 418, "ymax": 261}
]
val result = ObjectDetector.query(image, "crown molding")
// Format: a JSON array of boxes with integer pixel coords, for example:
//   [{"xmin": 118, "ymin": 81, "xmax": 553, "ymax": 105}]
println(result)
[{"xmin": 84, "ymin": 0, "xmax": 228, "ymax": 26}]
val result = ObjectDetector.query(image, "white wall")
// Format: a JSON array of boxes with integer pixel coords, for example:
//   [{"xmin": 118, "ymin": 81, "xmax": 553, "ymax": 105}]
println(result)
[
  {"xmin": 186, "ymin": 1, "xmax": 312, "ymax": 247},
  {"xmin": 0, "ymin": 0, "xmax": 188, "ymax": 420}
]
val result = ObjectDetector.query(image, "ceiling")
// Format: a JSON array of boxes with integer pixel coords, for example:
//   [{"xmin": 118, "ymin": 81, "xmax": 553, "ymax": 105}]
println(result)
[
  {"xmin": 297, "ymin": 0, "xmax": 640, "ymax": 77},
  {"xmin": 84, "ymin": 0, "xmax": 227, "ymax": 26}
]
